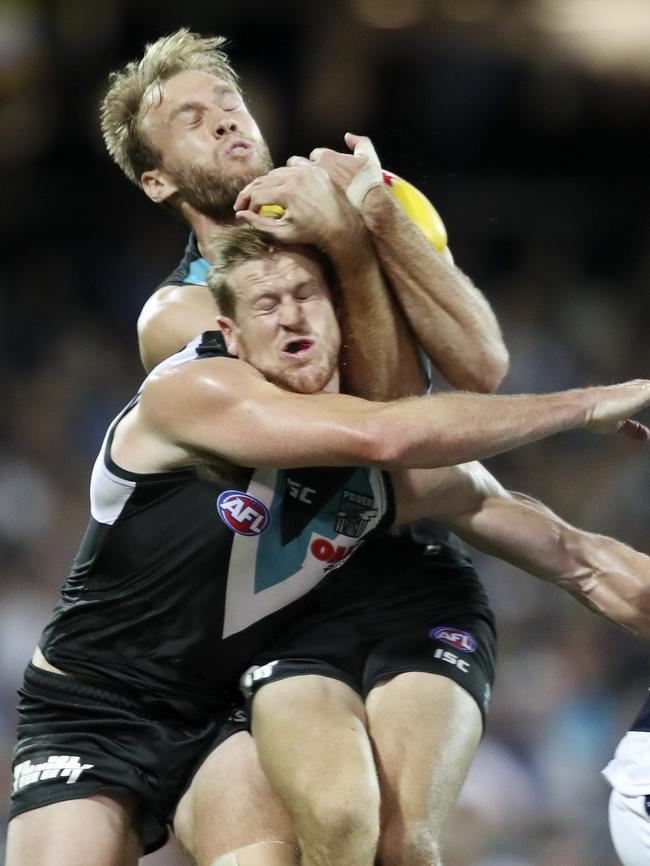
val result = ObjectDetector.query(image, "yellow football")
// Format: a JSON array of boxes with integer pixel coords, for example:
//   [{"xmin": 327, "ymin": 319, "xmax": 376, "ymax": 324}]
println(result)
[
  {"xmin": 259, "ymin": 204, "xmax": 285, "ymax": 218},
  {"xmin": 382, "ymin": 171, "xmax": 448, "ymax": 252}
]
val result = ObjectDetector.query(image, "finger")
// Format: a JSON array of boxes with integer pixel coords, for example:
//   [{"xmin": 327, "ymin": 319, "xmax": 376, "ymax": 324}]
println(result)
[
  {"xmin": 309, "ymin": 147, "xmax": 331, "ymax": 162},
  {"xmin": 235, "ymin": 183, "xmax": 286, "ymax": 213},
  {"xmin": 618, "ymin": 419, "xmax": 650, "ymax": 442},
  {"xmin": 233, "ymin": 186, "xmax": 254, "ymax": 211},
  {"xmin": 233, "ymin": 194, "xmax": 251, "ymax": 212},
  {"xmin": 286, "ymin": 155, "xmax": 311, "ymax": 167},
  {"xmin": 345, "ymin": 132, "xmax": 374, "ymax": 155},
  {"xmin": 235, "ymin": 209, "xmax": 286, "ymax": 229},
  {"xmin": 344, "ymin": 131, "xmax": 362, "ymax": 152},
  {"xmin": 352, "ymin": 136, "xmax": 378, "ymax": 164}
]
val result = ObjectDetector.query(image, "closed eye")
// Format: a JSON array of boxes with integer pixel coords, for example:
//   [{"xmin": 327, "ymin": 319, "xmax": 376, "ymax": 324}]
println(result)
[
  {"xmin": 295, "ymin": 285, "xmax": 317, "ymax": 301},
  {"xmin": 254, "ymin": 298, "xmax": 278, "ymax": 313},
  {"xmin": 222, "ymin": 92, "xmax": 243, "ymax": 112}
]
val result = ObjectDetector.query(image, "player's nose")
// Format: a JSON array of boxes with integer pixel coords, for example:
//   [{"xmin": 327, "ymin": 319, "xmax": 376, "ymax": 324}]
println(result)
[
  {"xmin": 278, "ymin": 299, "xmax": 304, "ymax": 328},
  {"xmin": 214, "ymin": 114, "xmax": 238, "ymax": 137}
]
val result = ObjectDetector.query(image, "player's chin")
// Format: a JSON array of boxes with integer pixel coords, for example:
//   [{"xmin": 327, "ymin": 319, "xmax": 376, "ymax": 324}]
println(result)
[{"xmin": 279, "ymin": 367, "xmax": 328, "ymax": 395}]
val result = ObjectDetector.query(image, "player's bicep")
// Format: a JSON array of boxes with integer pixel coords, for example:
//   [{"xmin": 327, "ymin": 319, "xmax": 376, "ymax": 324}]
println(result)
[{"xmin": 142, "ymin": 360, "xmax": 379, "ymax": 470}]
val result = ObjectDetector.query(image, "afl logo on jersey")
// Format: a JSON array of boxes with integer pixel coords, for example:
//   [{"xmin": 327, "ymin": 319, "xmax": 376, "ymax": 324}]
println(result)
[
  {"xmin": 429, "ymin": 627, "xmax": 477, "ymax": 653},
  {"xmin": 217, "ymin": 491, "xmax": 270, "ymax": 536}
]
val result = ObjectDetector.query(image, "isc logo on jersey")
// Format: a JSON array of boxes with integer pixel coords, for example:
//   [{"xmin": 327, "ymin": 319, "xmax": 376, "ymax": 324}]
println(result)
[
  {"xmin": 429, "ymin": 626, "xmax": 477, "ymax": 653},
  {"xmin": 217, "ymin": 491, "xmax": 270, "ymax": 536}
]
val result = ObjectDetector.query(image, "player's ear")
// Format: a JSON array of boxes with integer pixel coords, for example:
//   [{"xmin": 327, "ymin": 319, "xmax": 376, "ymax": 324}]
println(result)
[
  {"xmin": 217, "ymin": 316, "xmax": 239, "ymax": 355},
  {"xmin": 141, "ymin": 168, "xmax": 178, "ymax": 204}
]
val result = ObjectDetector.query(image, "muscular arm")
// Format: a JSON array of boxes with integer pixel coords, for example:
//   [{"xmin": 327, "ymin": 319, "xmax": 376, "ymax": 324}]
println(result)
[
  {"xmin": 360, "ymin": 184, "xmax": 509, "ymax": 392},
  {"xmin": 115, "ymin": 359, "xmax": 650, "ymax": 475},
  {"xmin": 322, "ymin": 207, "xmax": 425, "ymax": 400},
  {"xmin": 392, "ymin": 462, "xmax": 650, "ymax": 638},
  {"xmin": 306, "ymin": 134, "xmax": 509, "ymax": 393}
]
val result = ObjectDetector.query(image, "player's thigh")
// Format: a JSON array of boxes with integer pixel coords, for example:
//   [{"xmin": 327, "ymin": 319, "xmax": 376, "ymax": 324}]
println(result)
[
  {"xmin": 366, "ymin": 672, "xmax": 482, "ymax": 833},
  {"xmin": 5, "ymin": 792, "xmax": 141, "ymax": 866},
  {"xmin": 608, "ymin": 788, "xmax": 650, "ymax": 866},
  {"xmin": 250, "ymin": 671, "xmax": 378, "ymax": 820},
  {"xmin": 173, "ymin": 731, "xmax": 298, "ymax": 866}
]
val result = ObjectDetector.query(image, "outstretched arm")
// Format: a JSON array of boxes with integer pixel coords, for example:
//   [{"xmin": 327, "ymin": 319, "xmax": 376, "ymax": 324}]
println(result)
[
  {"xmin": 393, "ymin": 462, "xmax": 650, "ymax": 638},
  {"xmin": 299, "ymin": 134, "xmax": 509, "ymax": 393},
  {"xmin": 117, "ymin": 357, "xmax": 650, "ymax": 476}
]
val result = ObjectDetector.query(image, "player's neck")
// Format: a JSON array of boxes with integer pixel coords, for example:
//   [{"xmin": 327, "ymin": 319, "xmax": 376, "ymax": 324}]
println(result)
[{"xmin": 183, "ymin": 207, "xmax": 238, "ymax": 263}]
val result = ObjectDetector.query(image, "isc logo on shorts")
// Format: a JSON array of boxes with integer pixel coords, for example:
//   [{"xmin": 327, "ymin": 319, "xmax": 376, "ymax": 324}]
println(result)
[
  {"xmin": 429, "ymin": 626, "xmax": 477, "ymax": 653},
  {"xmin": 217, "ymin": 491, "xmax": 270, "ymax": 536}
]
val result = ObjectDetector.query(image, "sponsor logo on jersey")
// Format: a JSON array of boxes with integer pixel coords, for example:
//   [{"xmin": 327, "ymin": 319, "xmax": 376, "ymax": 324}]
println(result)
[
  {"xmin": 335, "ymin": 489, "xmax": 377, "ymax": 538},
  {"xmin": 310, "ymin": 536, "xmax": 363, "ymax": 569},
  {"xmin": 429, "ymin": 626, "xmax": 477, "ymax": 653},
  {"xmin": 13, "ymin": 755, "xmax": 94, "ymax": 791},
  {"xmin": 433, "ymin": 648, "xmax": 471, "ymax": 673},
  {"xmin": 217, "ymin": 490, "xmax": 270, "ymax": 536}
]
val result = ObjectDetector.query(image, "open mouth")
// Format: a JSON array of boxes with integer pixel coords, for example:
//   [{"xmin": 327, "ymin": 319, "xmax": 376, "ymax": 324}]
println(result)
[
  {"xmin": 283, "ymin": 339, "xmax": 313, "ymax": 355},
  {"xmin": 226, "ymin": 140, "xmax": 252, "ymax": 157}
]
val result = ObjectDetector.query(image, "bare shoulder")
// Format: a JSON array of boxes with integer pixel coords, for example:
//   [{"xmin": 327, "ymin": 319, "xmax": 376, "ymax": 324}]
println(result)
[
  {"xmin": 141, "ymin": 282, "xmax": 216, "ymax": 311},
  {"xmin": 140, "ymin": 355, "xmax": 266, "ymax": 430},
  {"xmin": 138, "ymin": 283, "xmax": 219, "ymax": 372}
]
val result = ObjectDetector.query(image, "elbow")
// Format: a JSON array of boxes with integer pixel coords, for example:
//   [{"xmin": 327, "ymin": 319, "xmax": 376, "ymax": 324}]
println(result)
[
  {"xmin": 359, "ymin": 414, "xmax": 417, "ymax": 469},
  {"xmin": 459, "ymin": 344, "xmax": 510, "ymax": 394},
  {"xmin": 476, "ymin": 349, "xmax": 510, "ymax": 393}
]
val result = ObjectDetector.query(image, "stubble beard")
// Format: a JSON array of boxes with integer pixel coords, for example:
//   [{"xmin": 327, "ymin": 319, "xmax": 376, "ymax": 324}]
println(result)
[
  {"xmin": 265, "ymin": 344, "xmax": 340, "ymax": 395},
  {"xmin": 169, "ymin": 141, "xmax": 274, "ymax": 220}
]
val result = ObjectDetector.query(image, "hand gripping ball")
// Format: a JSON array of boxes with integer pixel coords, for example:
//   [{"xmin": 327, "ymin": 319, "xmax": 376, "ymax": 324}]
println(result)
[{"xmin": 258, "ymin": 171, "xmax": 448, "ymax": 253}]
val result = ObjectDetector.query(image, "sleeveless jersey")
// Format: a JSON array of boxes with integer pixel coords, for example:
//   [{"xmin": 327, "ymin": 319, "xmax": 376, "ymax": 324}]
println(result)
[
  {"xmin": 159, "ymin": 232, "xmax": 209, "ymax": 287},
  {"xmin": 39, "ymin": 332, "xmax": 394, "ymax": 720},
  {"xmin": 603, "ymin": 688, "xmax": 650, "ymax": 795}
]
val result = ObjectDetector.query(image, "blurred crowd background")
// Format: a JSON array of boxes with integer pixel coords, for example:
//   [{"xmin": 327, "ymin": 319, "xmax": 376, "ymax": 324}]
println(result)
[{"xmin": 1, "ymin": 0, "xmax": 650, "ymax": 863}]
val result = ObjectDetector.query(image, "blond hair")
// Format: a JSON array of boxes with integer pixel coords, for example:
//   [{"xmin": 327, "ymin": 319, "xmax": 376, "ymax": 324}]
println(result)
[
  {"xmin": 207, "ymin": 226, "xmax": 278, "ymax": 319},
  {"xmin": 100, "ymin": 29, "xmax": 238, "ymax": 186},
  {"xmin": 207, "ymin": 225, "xmax": 339, "ymax": 319}
]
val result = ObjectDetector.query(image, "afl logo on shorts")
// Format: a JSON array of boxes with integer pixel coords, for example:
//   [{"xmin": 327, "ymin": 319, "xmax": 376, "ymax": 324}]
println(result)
[
  {"xmin": 217, "ymin": 491, "xmax": 270, "ymax": 536},
  {"xmin": 429, "ymin": 627, "xmax": 477, "ymax": 653}
]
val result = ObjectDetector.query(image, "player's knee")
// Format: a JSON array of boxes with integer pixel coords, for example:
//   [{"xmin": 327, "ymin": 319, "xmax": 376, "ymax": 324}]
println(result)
[
  {"xmin": 378, "ymin": 819, "xmax": 443, "ymax": 866},
  {"xmin": 303, "ymin": 794, "xmax": 380, "ymax": 851}
]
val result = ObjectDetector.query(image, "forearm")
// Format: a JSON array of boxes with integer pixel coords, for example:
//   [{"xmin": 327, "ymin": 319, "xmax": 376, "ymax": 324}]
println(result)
[
  {"xmin": 361, "ymin": 186, "xmax": 509, "ymax": 393},
  {"xmin": 451, "ymin": 488, "xmax": 650, "ymax": 638},
  {"xmin": 372, "ymin": 388, "xmax": 594, "ymax": 468},
  {"xmin": 329, "ymin": 227, "xmax": 425, "ymax": 401},
  {"xmin": 151, "ymin": 358, "xmax": 648, "ymax": 473}
]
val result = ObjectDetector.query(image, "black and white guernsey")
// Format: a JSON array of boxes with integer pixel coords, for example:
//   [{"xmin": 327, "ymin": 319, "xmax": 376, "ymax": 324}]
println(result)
[{"xmin": 39, "ymin": 332, "xmax": 394, "ymax": 719}]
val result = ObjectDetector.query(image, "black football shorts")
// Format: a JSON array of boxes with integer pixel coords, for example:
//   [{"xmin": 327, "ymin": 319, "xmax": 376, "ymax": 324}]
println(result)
[
  {"xmin": 10, "ymin": 664, "xmax": 247, "ymax": 854},
  {"xmin": 242, "ymin": 531, "xmax": 497, "ymax": 726}
]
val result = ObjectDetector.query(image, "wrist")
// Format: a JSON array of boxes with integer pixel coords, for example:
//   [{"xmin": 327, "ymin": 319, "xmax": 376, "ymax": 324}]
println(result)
[
  {"xmin": 319, "ymin": 206, "xmax": 370, "ymax": 262},
  {"xmin": 358, "ymin": 185, "xmax": 396, "ymax": 233}
]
